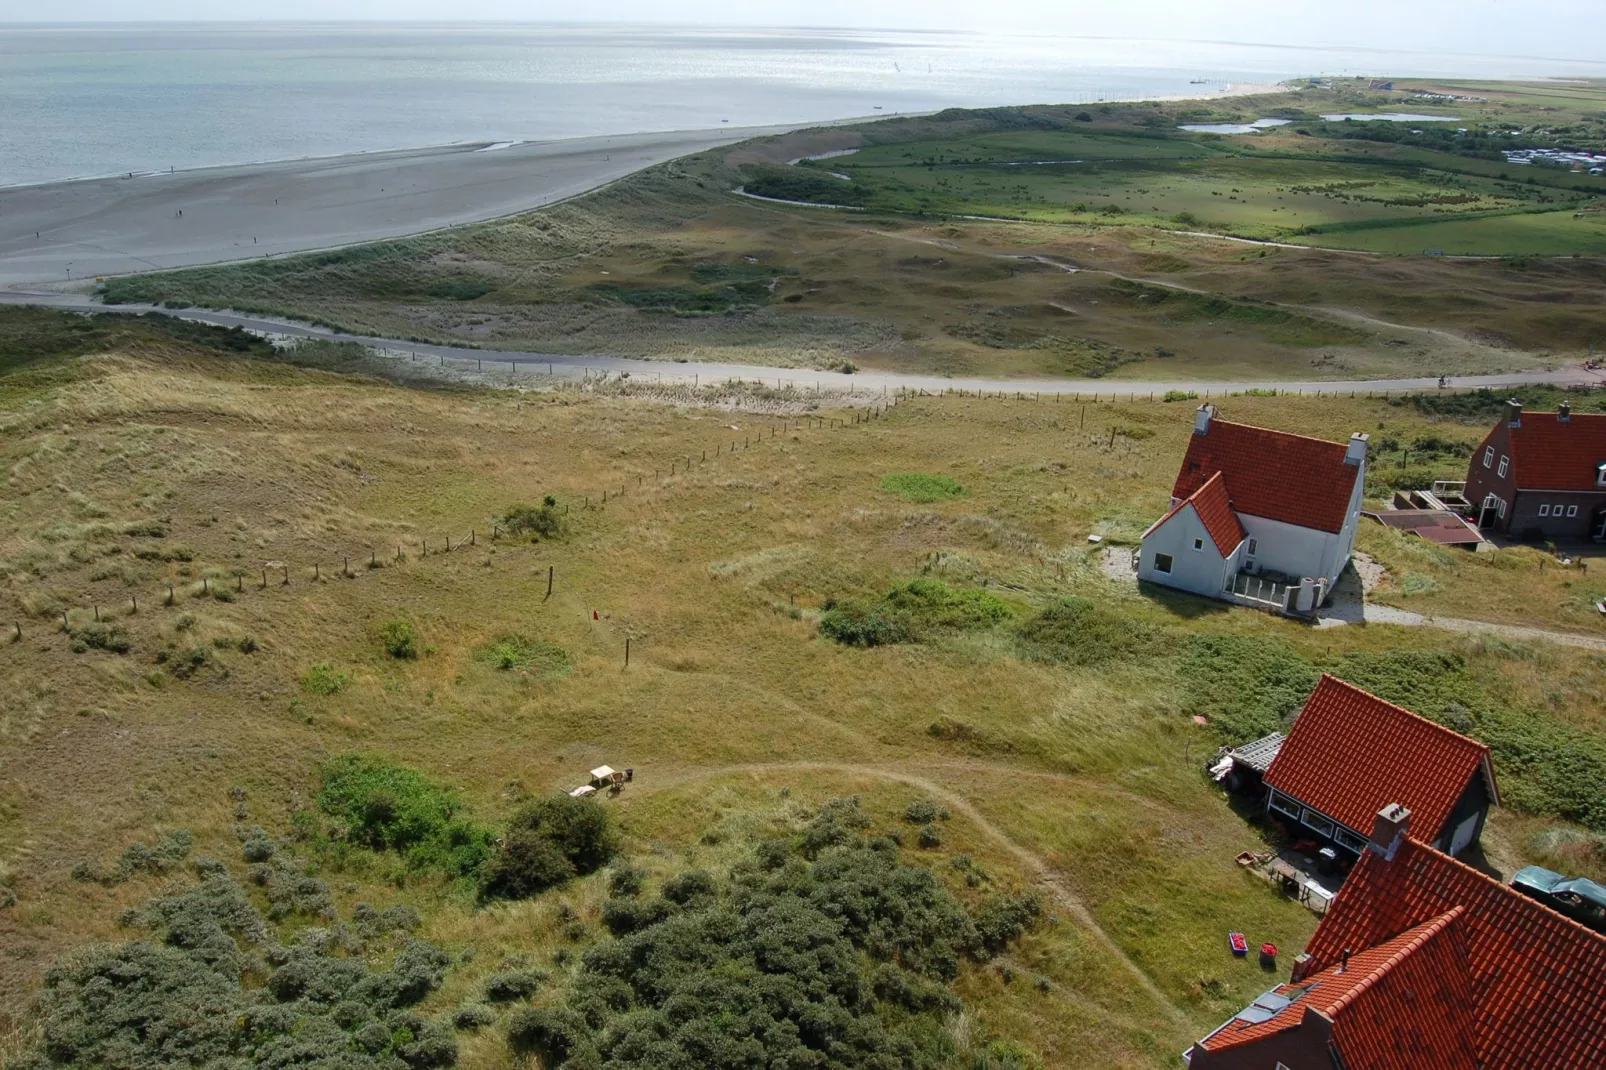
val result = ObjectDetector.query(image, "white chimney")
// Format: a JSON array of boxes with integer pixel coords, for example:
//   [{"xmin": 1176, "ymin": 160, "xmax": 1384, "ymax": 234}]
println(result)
[
  {"xmin": 1345, "ymin": 432, "xmax": 1369, "ymax": 466},
  {"xmin": 1194, "ymin": 403, "xmax": 1215, "ymax": 435},
  {"xmin": 1368, "ymin": 803, "xmax": 1411, "ymax": 861}
]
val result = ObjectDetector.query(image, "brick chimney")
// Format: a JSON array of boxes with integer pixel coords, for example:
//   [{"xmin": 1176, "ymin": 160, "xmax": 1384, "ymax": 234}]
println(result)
[
  {"xmin": 1558, "ymin": 402, "xmax": 1572, "ymax": 424},
  {"xmin": 1505, "ymin": 399, "xmax": 1523, "ymax": 429},
  {"xmin": 1194, "ymin": 403, "xmax": 1215, "ymax": 435},
  {"xmin": 1367, "ymin": 803, "xmax": 1411, "ymax": 861},
  {"xmin": 1344, "ymin": 432, "xmax": 1369, "ymax": 466}
]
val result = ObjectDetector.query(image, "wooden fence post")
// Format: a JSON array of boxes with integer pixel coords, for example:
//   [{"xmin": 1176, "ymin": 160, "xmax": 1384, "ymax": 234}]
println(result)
[
  {"xmin": 168, "ymin": 583, "xmax": 176, "ymax": 604},
  {"xmin": 283, "ymin": 565, "xmax": 290, "ymax": 585},
  {"xmin": 546, "ymin": 565, "xmax": 554, "ymax": 599},
  {"xmin": 625, "ymin": 637, "xmax": 630, "ymax": 668}
]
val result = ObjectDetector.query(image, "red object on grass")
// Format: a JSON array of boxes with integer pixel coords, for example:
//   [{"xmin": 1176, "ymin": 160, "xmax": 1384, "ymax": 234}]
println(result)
[{"xmin": 1230, "ymin": 932, "xmax": 1249, "ymax": 956}]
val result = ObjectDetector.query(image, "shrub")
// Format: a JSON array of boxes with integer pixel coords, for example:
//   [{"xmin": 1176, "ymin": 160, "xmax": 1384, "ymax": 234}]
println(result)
[
  {"xmin": 601, "ymin": 895, "xmax": 676, "ymax": 936},
  {"xmin": 1180, "ymin": 634, "xmax": 1320, "ymax": 742},
  {"xmin": 821, "ymin": 579, "xmax": 1011, "ymax": 647},
  {"xmin": 880, "ymin": 472, "xmax": 966, "ymax": 502},
  {"xmin": 483, "ymin": 967, "xmax": 547, "ymax": 1003},
  {"xmin": 315, "ymin": 753, "xmax": 496, "ymax": 877},
  {"xmin": 606, "ymin": 864, "xmax": 645, "ymax": 897},
  {"xmin": 377, "ymin": 619, "xmax": 420, "ymax": 659},
  {"xmin": 660, "ymin": 869, "xmax": 716, "ymax": 906},
  {"xmin": 1163, "ymin": 389, "xmax": 1199, "ymax": 402},
  {"xmin": 501, "ymin": 498, "xmax": 564, "ymax": 540},
  {"xmin": 166, "ymin": 645, "xmax": 212, "ymax": 680},
  {"xmin": 917, "ymin": 823, "xmax": 943, "ymax": 849},
  {"xmin": 452, "ymin": 1003, "xmax": 498, "ymax": 1030},
  {"xmin": 480, "ymin": 796, "xmax": 618, "ymax": 900},
  {"xmin": 474, "ymin": 633, "xmax": 572, "ymax": 676},
  {"xmin": 904, "ymin": 799, "xmax": 939, "ymax": 824},
  {"xmin": 819, "ymin": 598, "xmax": 913, "ymax": 647},
  {"xmin": 68, "ymin": 622, "xmax": 132, "ymax": 654},
  {"xmin": 300, "ymin": 661, "xmax": 351, "ymax": 695},
  {"xmin": 506, "ymin": 1006, "xmax": 596, "ymax": 1065},
  {"xmin": 972, "ymin": 893, "xmax": 1043, "ymax": 956},
  {"xmin": 1017, "ymin": 596, "xmax": 1156, "ymax": 667}
]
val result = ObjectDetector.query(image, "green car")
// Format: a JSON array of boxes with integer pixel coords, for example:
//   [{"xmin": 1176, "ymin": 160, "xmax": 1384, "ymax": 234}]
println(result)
[{"xmin": 1510, "ymin": 866, "xmax": 1606, "ymax": 934}]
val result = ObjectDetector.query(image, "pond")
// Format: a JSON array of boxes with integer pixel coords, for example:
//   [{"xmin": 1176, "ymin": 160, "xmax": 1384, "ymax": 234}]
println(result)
[
  {"xmin": 1178, "ymin": 118, "xmax": 1292, "ymax": 134},
  {"xmin": 1319, "ymin": 113, "xmax": 1459, "ymax": 122}
]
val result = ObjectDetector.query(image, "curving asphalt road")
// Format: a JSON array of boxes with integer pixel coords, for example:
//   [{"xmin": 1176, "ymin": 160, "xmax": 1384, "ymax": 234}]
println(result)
[{"xmin": 3, "ymin": 290, "xmax": 1602, "ymax": 398}]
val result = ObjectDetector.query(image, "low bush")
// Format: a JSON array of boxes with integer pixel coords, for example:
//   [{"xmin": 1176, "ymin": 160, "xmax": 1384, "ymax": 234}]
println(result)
[
  {"xmin": 452, "ymin": 1003, "xmax": 498, "ymax": 1030},
  {"xmin": 474, "ymin": 633, "xmax": 572, "ymax": 676},
  {"xmin": 299, "ymin": 661, "xmax": 350, "ymax": 695},
  {"xmin": 606, "ymin": 864, "xmax": 645, "ymax": 897},
  {"xmin": 501, "ymin": 497, "xmax": 564, "ymax": 540},
  {"xmin": 68, "ymin": 621, "xmax": 132, "ymax": 654},
  {"xmin": 483, "ymin": 967, "xmax": 547, "ymax": 1003},
  {"xmin": 480, "ymin": 795, "xmax": 618, "ymax": 900},
  {"xmin": 314, "ymin": 753, "xmax": 496, "ymax": 878},
  {"xmin": 821, "ymin": 579, "xmax": 1012, "ymax": 647},
  {"xmin": 1016, "ymin": 596, "xmax": 1159, "ymax": 667},
  {"xmin": 376, "ymin": 619, "xmax": 420, "ymax": 659},
  {"xmin": 506, "ymin": 1006, "xmax": 596, "ymax": 1065},
  {"xmin": 880, "ymin": 471, "xmax": 966, "ymax": 502}
]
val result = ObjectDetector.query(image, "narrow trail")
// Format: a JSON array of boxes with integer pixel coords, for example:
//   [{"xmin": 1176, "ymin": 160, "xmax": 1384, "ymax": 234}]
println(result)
[{"xmin": 632, "ymin": 758, "xmax": 1190, "ymax": 1023}]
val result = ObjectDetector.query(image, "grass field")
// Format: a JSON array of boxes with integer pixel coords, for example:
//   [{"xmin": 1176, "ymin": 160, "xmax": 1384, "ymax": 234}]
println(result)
[
  {"xmin": 97, "ymin": 81, "xmax": 1606, "ymax": 382},
  {"xmin": 3, "ymin": 310, "xmax": 1605, "ymax": 1066}
]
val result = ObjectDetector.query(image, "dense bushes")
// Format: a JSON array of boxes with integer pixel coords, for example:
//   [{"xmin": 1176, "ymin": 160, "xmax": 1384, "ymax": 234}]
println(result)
[
  {"xmin": 540, "ymin": 797, "xmax": 1039, "ymax": 1070},
  {"xmin": 314, "ymin": 754, "xmax": 496, "ymax": 879},
  {"xmin": 821, "ymin": 579, "xmax": 1012, "ymax": 647},
  {"xmin": 377, "ymin": 620, "xmax": 421, "ymax": 659},
  {"xmin": 741, "ymin": 163, "xmax": 871, "ymax": 206},
  {"xmin": 18, "ymin": 841, "xmax": 456, "ymax": 1070},
  {"xmin": 480, "ymin": 795, "xmax": 619, "ymax": 900}
]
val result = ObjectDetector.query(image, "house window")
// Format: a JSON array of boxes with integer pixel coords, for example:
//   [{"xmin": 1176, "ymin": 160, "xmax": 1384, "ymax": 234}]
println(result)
[
  {"xmin": 1334, "ymin": 828, "xmax": 1366, "ymax": 852},
  {"xmin": 1302, "ymin": 812, "xmax": 1336, "ymax": 838},
  {"xmin": 1568, "ymin": 505, "xmax": 1579, "ymax": 518},
  {"xmin": 1268, "ymin": 792, "xmax": 1301, "ymax": 820},
  {"xmin": 1483, "ymin": 447, "xmax": 1494, "ymax": 468},
  {"xmin": 1539, "ymin": 504, "xmax": 1551, "ymax": 517},
  {"xmin": 1498, "ymin": 499, "xmax": 1507, "ymax": 518},
  {"xmin": 1192, "ymin": 538, "xmax": 1204, "ymax": 552},
  {"xmin": 1154, "ymin": 553, "xmax": 1174, "ymax": 574},
  {"xmin": 1498, "ymin": 456, "xmax": 1509, "ymax": 478},
  {"xmin": 1247, "ymin": 538, "xmax": 1258, "ymax": 556}
]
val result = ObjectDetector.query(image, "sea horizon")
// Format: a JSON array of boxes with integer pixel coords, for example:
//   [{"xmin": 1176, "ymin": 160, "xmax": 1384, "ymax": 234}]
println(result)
[{"xmin": 4, "ymin": 21, "xmax": 1605, "ymax": 187}]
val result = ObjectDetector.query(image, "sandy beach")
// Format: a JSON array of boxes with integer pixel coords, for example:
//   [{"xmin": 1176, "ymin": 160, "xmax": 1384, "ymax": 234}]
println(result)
[{"xmin": 0, "ymin": 125, "xmax": 809, "ymax": 288}]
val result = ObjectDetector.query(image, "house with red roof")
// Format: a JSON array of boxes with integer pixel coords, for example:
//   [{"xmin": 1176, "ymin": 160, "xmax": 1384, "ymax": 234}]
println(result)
[
  {"xmin": 1464, "ymin": 399, "xmax": 1606, "ymax": 541},
  {"xmin": 1261, "ymin": 675, "xmax": 1498, "ymax": 859},
  {"xmin": 1185, "ymin": 804, "xmax": 1606, "ymax": 1068},
  {"xmin": 1138, "ymin": 407, "xmax": 1368, "ymax": 613}
]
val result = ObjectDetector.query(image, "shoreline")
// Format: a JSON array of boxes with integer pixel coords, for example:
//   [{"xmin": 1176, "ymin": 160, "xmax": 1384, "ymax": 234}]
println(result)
[{"xmin": 0, "ymin": 83, "xmax": 1285, "ymax": 289}]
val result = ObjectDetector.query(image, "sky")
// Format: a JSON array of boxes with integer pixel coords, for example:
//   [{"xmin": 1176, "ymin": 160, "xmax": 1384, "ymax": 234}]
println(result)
[{"xmin": 2, "ymin": 0, "xmax": 1603, "ymax": 65}]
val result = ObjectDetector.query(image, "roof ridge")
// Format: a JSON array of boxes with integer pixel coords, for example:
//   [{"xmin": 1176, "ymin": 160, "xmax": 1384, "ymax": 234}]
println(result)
[
  {"xmin": 1320, "ymin": 906, "xmax": 1465, "ymax": 1019},
  {"xmin": 1185, "ymin": 469, "xmax": 1229, "ymax": 501},
  {"xmin": 1207, "ymin": 417, "xmax": 1354, "ymax": 452},
  {"xmin": 1311, "ymin": 674, "xmax": 1491, "ymax": 755},
  {"xmin": 1396, "ymin": 836, "xmax": 1606, "ymax": 945}
]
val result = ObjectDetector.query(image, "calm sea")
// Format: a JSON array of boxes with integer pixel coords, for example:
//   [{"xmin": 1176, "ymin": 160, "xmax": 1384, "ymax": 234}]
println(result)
[{"xmin": 2, "ymin": 22, "xmax": 1602, "ymax": 187}]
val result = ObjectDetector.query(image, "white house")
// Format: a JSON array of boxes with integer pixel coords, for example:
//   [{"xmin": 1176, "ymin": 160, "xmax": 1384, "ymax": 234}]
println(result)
[{"xmin": 1137, "ymin": 405, "xmax": 1368, "ymax": 613}]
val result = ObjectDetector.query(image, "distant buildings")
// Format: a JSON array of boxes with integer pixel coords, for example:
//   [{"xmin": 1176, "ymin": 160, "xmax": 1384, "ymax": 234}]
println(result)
[
  {"xmin": 1465, "ymin": 400, "xmax": 1606, "ymax": 541},
  {"xmin": 1501, "ymin": 146, "xmax": 1606, "ymax": 171},
  {"xmin": 1137, "ymin": 407, "xmax": 1367, "ymax": 614}
]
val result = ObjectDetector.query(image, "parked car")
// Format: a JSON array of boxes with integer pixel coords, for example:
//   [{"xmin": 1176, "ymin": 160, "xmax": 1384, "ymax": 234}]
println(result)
[{"xmin": 1510, "ymin": 866, "xmax": 1606, "ymax": 934}]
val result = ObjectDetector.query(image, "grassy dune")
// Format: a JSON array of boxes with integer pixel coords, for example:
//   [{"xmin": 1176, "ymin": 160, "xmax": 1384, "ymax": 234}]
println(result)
[
  {"xmin": 3, "ymin": 312, "xmax": 1605, "ymax": 1065},
  {"xmin": 99, "ymin": 81, "xmax": 1606, "ymax": 381}
]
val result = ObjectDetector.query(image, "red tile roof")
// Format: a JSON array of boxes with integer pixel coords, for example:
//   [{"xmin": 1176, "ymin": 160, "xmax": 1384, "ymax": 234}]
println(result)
[
  {"xmin": 1199, "ymin": 907, "xmax": 1480, "ymax": 1068},
  {"xmin": 1144, "ymin": 471, "xmax": 1247, "ymax": 554},
  {"xmin": 1304, "ymin": 836, "xmax": 1606, "ymax": 1068},
  {"xmin": 1265, "ymin": 675, "xmax": 1495, "ymax": 842},
  {"xmin": 1173, "ymin": 415, "xmax": 1361, "ymax": 533},
  {"xmin": 1507, "ymin": 411, "xmax": 1606, "ymax": 491}
]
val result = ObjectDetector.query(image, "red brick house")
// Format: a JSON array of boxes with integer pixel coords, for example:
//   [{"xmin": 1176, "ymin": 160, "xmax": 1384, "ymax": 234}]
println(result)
[
  {"xmin": 1262, "ymin": 675, "xmax": 1498, "ymax": 859},
  {"xmin": 1464, "ymin": 400, "xmax": 1606, "ymax": 541},
  {"xmin": 1186, "ymin": 805, "xmax": 1606, "ymax": 1068}
]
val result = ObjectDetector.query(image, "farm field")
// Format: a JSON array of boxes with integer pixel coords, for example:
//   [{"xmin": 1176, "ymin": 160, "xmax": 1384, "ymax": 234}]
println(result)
[
  {"xmin": 2, "ymin": 309, "xmax": 1605, "ymax": 1067},
  {"xmin": 99, "ymin": 80, "xmax": 1606, "ymax": 382}
]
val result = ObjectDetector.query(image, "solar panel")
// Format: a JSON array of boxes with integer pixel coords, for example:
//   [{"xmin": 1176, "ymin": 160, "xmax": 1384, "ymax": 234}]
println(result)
[
  {"xmin": 1234, "ymin": 1006, "xmax": 1277, "ymax": 1024},
  {"xmin": 1253, "ymin": 993, "xmax": 1292, "ymax": 1012}
]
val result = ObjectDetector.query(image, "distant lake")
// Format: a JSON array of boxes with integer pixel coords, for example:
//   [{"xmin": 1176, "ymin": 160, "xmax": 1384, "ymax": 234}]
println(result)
[
  {"xmin": 1320, "ymin": 113, "xmax": 1460, "ymax": 122},
  {"xmin": 1179, "ymin": 118, "xmax": 1292, "ymax": 134}
]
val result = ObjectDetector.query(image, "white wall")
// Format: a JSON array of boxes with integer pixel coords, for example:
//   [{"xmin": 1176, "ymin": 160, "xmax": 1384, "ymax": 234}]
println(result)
[
  {"xmin": 1238, "ymin": 514, "xmax": 1338, "ymax": 583},
  {"xmin": 1137, "ymin": 503, "xmax": 1240, "ymax": 597}
]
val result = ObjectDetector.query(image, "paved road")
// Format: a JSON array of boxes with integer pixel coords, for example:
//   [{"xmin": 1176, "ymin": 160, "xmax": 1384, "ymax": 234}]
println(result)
[
  {"xmin": 0, "ymin": 124, "xmax": 819, "ymax": 288},
  {"xmin": 5, "ymin": 291, "xmax": 1603, "ymax": 398}
]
